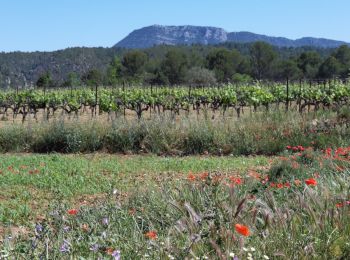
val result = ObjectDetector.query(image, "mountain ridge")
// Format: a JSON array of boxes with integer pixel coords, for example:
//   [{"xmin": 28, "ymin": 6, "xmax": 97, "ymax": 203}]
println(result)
[{"xmin": 114, "ymin": 25, "xmax": 350, "ymax": 49}]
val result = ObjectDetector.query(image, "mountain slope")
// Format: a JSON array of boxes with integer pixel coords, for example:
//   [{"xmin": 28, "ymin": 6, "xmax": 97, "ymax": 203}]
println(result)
[
  {"xmin": 115, "ymin": 25, "xmax": 227, "ymax": 48},
  {"xmin": 114, "ymin": 25, "xmax": 349, "ymax": 49}
]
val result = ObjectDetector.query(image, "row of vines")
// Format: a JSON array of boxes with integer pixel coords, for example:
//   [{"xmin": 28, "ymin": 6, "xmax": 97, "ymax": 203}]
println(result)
[{"xmin": 0, "ymin": 81, "xmax": 349, "ymax": 121}]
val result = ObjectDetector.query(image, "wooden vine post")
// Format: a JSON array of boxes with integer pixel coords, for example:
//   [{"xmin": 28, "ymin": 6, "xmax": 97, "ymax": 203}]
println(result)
[{"xmin": 286, "ymin": 77, "xmax": 289, "ymax": 112}]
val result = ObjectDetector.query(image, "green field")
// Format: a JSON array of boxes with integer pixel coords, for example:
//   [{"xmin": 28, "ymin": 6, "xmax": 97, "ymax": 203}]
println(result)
[
  {"xmin": 0, "ymin": 154, "xmax": 267, "ymax": 226},
  {"xmin": 1, "ymin": 150, "xmax": 350, "ymax": 259}
]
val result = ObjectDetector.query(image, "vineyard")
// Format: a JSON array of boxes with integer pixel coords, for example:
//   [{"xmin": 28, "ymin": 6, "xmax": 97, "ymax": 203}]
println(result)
[{"xmin": 1, "ymin": 81, "xmax": 350, "ymax": 121}]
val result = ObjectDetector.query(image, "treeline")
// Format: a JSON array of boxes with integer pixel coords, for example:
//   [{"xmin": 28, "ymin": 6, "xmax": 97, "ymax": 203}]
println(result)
[{"xmin": 1, "ymin": 42, "xmax": 350, "ymax": 89}]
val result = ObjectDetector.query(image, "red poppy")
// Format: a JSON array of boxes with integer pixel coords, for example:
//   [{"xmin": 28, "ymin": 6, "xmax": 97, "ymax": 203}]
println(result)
[
  {"xmin": 67, "ymin": 209, "xmax": 78, "ymax": 215},
  {"xmin": 145, "ymin": 230, "xmax": 157, "ymax": 240},
  {"xmin": 277, "ymin": 183, "xmax": 284, "ymax": 189},
  {"xmin": 305, "ymin": 178, "xmax": 317, "ymax": 186},
  {"xmin": 336, "ymin": 203, "xmax": 344, "ymax": 208},
  {"xmin": 229, "ymin": 177, "xmax": 242, "ymax": 185},
  {"xmin": 235, "ymin": 224, "xmax": 250, "ymax": 236},
  {"xmin": 187, "ymin": 173, "xmax": 196, "ymax": 182},
  {"xmin": 199, "ymin": 172, "xmax": 209, "ymax": 180},
  {"xmin": 284, "ymin": 182, "xmax": 291, "ymax": 188}
]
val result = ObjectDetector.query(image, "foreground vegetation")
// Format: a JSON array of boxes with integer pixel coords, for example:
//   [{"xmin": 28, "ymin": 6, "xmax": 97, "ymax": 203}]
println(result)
[{"xmin": 1, "ymin": 147, "xmax": 350, "ymax": 259}]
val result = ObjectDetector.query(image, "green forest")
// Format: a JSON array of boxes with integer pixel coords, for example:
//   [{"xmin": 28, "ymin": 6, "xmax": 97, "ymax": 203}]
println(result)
[{"xmin": 1, "ymin": 42, "xmax": 349, "ymax": 89}]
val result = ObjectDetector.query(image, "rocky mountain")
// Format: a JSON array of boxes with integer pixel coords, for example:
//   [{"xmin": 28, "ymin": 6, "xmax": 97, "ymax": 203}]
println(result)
[
  {"xmin": 115, "ymin": 25, "xmax": 228, "ymax": 48},
  {"xmin": 115, "ymin": 25, "xmax": 349, "ymax": 49}
]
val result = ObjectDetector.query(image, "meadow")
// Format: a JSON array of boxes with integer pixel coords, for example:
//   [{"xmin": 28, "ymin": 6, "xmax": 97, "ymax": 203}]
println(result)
[{"xmin": 0, "ymin": 83, "xmax": 350, "ymax": 259}]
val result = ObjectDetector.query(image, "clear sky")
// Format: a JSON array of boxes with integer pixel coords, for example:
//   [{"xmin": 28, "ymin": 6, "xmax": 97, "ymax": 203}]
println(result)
[{"xmin": 1, "ymin": 0, "xmax": 349, "ymax": 52}]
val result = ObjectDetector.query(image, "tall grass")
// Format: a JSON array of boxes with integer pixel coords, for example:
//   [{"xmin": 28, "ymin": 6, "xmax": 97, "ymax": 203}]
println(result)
[{"xmin": 0, "ymin": 111, "xmax": 349, "ymax": 155}]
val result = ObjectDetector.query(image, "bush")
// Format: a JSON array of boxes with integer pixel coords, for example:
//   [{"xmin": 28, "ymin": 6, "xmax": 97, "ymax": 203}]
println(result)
[{"xmin": 32, "ymin": 121, "xmax": 83, "ymax": 153}]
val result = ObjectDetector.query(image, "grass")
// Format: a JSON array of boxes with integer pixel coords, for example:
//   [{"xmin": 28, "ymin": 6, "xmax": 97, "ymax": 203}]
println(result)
[
  {"xmin": 0, "ymin": 154, "xmax": 267, "ymax": 226},
  {"xmin": 1, "ymin": 149, "xmax": 350, "ymax": 259},
  {"xmin": 0, "ymin": 110, "xmax": 349, "ymax": 155}
]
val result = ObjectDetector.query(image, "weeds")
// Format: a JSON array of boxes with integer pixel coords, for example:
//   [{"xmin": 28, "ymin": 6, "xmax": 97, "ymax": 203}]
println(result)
[{"xmin": 0, "ymin": 111, "xmax": 349, "ymax": 155}]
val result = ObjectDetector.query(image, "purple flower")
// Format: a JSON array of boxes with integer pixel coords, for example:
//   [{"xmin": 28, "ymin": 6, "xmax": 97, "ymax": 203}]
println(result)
[
  {"xmin": 102, "ymin": 217, "xmax": 109, "ymax": 226},
  {"xmin": 90, "ymin": 243, "xmax": 99, "ymax": 252},
  {"xmin": 63, "ymin": 226, "xmax": 70, "ymax": 232},
  {"xmin": 59, "ymin": 240, "xmax": 70, "ymax": 253},
  {"xmin": 112, "ymin": 250, "xmax": 121, "ymax": 260},
  {"xmin": 35, "ymin": 224, "xmax": 43, "ymax": 233}
]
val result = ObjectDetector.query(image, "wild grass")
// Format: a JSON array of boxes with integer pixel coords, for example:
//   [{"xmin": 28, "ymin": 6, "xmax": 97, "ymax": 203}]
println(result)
[
  {"xmin": 0, "ymin": 110, "xmax": 349, "ymax": 155},
  {"xmin": 2, "ymin": 148, "xmax": 350, "ymax": 259}
]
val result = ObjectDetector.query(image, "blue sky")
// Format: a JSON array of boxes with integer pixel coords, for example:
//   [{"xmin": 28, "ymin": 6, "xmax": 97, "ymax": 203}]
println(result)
[{"xmin": 1, "ymin": 0, "xmax": 349, "ymax": 52}]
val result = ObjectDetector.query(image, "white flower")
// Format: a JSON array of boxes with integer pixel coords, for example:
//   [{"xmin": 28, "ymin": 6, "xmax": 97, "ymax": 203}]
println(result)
[
  {"xmin": 248, "ymin": 253, "xmax": 252, "ymax": 257},
  {"xmin": 243, "ymin": 247, "xmax": 248, "ymax": 251},
  {"xmin": 263, "ymin": 255, "xmax": 270, "ymax": 259},
  {"xmin": 229, "ymin": 252, "xmax": 235, "ymax": 258},
  {"xmin": 250, "ymin": 247, "xmax": 256, "ymax": 252}
]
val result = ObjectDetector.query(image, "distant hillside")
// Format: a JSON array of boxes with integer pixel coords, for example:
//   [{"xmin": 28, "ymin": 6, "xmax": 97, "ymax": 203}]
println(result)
[
  {"xmin": 0, "ymin": 47, "xmax": 121, "ymax": 88},
  {"xmin": 0, "ymin": 43, "xmax": 337, "ymax": 89},
  {"xmin": 115, "ymin": 25, "xmax": 350, "ymax": 49}
]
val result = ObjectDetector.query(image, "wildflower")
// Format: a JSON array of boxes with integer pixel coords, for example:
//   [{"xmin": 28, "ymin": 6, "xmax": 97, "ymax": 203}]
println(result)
[
  {"xmin": 59, "ymin": 240, "xmax": 70, "ymax": 253},
  {"xmin": 336, "ymin": 203, "xmax": 344, "ymax": 208},
  {"xmin": 102, "ymin": 217, "xmax": 109, "ymax": 226},
  {"xmin": 63, "ymin": 226, "xmax": 70, "ymax": 232},
  {"xmin": 145, "ymin": 230, "xmax": 157, "ymax": 240},
  {"xmin": 112, "ymin": 250, "xmax": 121, "ymax": 260},
  {"xmin": 199, "ymin": 172, "xmax": 209, "ymax": 180},
  {"xmin": 263, "ymin": 255, "xmax": 270, "ymax": 259},
  {"xmin": 276, "ymin": 183, "xmax": 284, "ymax": 189},
  {"xmin": 250, "ymin": 247, "xmax": 256, "ymax": 252},
  {"xmin": 229, "ymin": 252, "xmax": 239, "ymax": 259},
  {"xmin": 187, "ymin": 173, "xmax": 196, "ymax": 181},
  {"xmin": 305, "ymin": 178, "xmax": 317, "ymax": 186},
  {"xmin": 90, "ymin": 244, "xmax": 99, "ymax": 252},
  {"xmin": 35, "ymin": 224, "xmax": 43, "ymax": 233},
  {"xmin": 284, "ymin": 182, "xmax": 291, "ymax": 188},
  {"xmin": 67, "ymin": 209, "xmax": 78, "ymax": 215},
  {"xmin": 229, "ymin": 177, "xmax": 242, "ymax": 185},
  {"xmin": 235, "ymin": 224, "xmax": 250, "ymax": 236}
]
